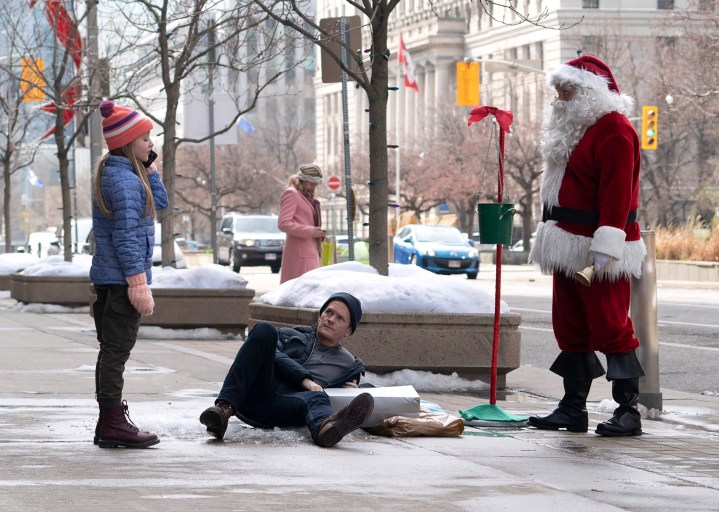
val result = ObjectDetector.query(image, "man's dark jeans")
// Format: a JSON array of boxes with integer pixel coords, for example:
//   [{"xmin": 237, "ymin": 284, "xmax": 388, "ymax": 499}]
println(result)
[
  {"xmin": 217, "ymin": 322, "xmax": 333, "ymax": 442},
  {"xmin": 93, "ymin": 284, "xmax": 141, "ymax": 407}
]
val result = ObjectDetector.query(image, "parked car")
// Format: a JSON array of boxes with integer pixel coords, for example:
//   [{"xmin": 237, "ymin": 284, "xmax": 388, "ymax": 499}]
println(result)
[
  {"xmin": 393, "ymin": 224, "xmax": 479, "ymax": 279},
  {"xmin": 216, "ymin": 213, "xmax": 285, "ymax": 273},
  {"xmin": 509, "ymin": 233, "xmax": 536, "ymax": 252},
  {"xmin": 84, "ymin": 224, "xmax": 187, "ymax": 269},
  {"xmin": 53, "ymin": 217, "xmax": 93, "ymax": 255},
  {"xmin": 175, "ymin": 238, "xmax": 205, "ymax": 251},
  {"xmin": 470, "ymin": 231, "xmax": 497, "ymax": 252},
  {"xmin": 25, "ymin": 230, "xmax": 59, "ymax": 259}
]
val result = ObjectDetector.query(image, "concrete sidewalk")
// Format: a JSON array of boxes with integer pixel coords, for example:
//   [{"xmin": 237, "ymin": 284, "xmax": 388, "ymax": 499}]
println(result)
[{"xmin": 1, "ymin": 296, "xmax": 718, "ymax": 511}]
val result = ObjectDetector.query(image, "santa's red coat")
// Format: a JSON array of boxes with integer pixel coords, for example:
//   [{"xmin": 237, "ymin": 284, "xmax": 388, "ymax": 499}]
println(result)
[
  {"xmin": 530, "ymin": 112, "xmax": 645, "ymax": 354},
  {"xmin": 531, "ymin": 112, "xmax": 646, "ymax": 282}
]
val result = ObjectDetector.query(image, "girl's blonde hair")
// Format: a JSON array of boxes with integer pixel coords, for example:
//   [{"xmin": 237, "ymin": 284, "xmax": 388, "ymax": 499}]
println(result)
[{"xmin": 94, "ymin": 145, "xmax": 156, "ymax": 218}]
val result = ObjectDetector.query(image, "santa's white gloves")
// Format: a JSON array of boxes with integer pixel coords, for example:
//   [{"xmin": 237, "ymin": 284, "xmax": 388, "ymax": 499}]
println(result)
[{"xmin": 591, "ymin": 251, "xmax": 613, "ymax": 272}]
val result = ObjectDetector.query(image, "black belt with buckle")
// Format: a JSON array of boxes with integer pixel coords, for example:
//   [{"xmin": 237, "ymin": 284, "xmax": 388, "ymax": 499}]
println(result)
[{"xmin": 543, "ymin": 206, "xmax": 637, "ymax": 225}]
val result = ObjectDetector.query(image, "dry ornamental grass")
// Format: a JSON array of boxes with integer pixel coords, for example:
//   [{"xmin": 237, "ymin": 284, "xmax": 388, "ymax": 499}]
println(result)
[{"xmin": 654, "ymin": 218, "xmax": 719, "ymax": 262}]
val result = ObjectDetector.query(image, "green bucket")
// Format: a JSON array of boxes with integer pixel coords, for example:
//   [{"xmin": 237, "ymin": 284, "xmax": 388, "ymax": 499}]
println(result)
[{"xmin": 477, "ymin": 203, "xmax": 515, "ymax": 245}]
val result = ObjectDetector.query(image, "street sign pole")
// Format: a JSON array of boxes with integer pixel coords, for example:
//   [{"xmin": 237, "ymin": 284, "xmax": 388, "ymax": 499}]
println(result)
[{"xmin": 340, "ymin": 17, "xmax": 354, "ymax": 261}]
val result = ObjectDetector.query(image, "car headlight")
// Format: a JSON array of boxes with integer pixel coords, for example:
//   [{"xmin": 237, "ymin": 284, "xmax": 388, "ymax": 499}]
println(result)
[
  {"xmin": 234, "ymin": 237, "xmax": 256, "ymax": 247},
  {"xmin": 468, "ymin": 249, "xmax": 478, "ymax": 258},
  {"xmin": 425, "ymin": 249, "xmax": 436, "ymax": 257}
]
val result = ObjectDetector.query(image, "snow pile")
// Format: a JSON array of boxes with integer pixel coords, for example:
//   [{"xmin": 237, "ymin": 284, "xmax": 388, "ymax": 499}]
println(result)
[
  {"xmin": 151, "ymin": 264, "xmax": 247, "ymax": 289},
  {"xmin": 17, "ymin": 254, "xmax": 92, "ymax": 277},
  {"xmin": 0, "ymin": 253, "xmax": 40, "ymax": 275},
  {"xmin": 260, "ymin": 261, "xmax": 508, "ymax": 314}
]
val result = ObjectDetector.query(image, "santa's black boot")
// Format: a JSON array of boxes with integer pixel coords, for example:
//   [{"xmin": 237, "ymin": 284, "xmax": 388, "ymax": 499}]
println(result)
[
  {"xmin": 528, "ymin": 351, "xmax": 605, "ymax": 433},
  {"xmin": 596, "ymin": 351, "xmax": 645, "ymax": 437},
  {"xmin": 528, "ymin": 378, "xmax": 592, "ymax": 432}
]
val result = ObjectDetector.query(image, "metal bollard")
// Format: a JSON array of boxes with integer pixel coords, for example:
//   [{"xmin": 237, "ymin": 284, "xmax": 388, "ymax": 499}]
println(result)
[{"xmin": 630, "ymin": 230, "xmax": 662, "ymax": 410}]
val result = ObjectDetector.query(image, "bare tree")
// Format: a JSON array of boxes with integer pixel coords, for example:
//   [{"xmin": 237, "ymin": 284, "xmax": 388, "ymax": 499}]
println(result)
[
  {"xmin": 577, "ymin": 16, "xmax": 719, "ymax": 226},
  {"xmin": 254, "ymin": 0, "xmax": 578, "ymax": 275},
  {"xmin": 654, "ymin": 8, "xmax": 719, "ymax": 226},
  {"xmin": 0, "ymin": 1, "xmax": 104, "ymax": 261},
  {"xmin": 503, "ymin": 120, "xmax": 543, "ymax": 250},
  {"xmin": 174, "ymin": 93, "xmax": 314, "ymax": 244},
  {"xmin": 254, "ymin": 0, "xmax": 401, "ymax": 275},
  {"xmin": 431, "ymin": 107, "xmax": 493, "ymax": 236},
  {"xmin": 0, "ymin": 3, "xmax": 43, "ymax": 252},
  {"xmin": 105, "ymin": 0, "xmax": 292, "ymax": 265}
]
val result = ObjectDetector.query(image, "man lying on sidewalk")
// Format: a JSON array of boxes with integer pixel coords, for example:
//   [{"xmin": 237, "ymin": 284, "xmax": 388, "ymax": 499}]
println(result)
[{"xmin": 200, "ymin": 292, "xmax": 374, "ymax": 447}]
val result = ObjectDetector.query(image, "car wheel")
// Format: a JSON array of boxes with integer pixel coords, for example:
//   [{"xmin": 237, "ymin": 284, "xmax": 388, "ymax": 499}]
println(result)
[
  {"xmin": 467, "ymin": 272, "xmax": 478, "ymax": 280},
  {"xmin": 270, "ymin": 263, "xmax": 280, "ymax": 274},
  {"xmin": 230, "ymin": 249, "xmax": 240, "ymax": 273}
]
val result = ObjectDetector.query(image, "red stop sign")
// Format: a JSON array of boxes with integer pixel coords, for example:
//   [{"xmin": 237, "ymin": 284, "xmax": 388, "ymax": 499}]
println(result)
[{"xmin": 327, "ymin": 176, "xmax": 341, "ymax": 191}]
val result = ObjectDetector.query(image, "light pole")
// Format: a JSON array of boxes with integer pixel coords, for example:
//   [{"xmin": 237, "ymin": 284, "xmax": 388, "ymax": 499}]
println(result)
[
  {"xmin": 207, "ymin": 21, "xmax": 218, "ymax": 264},
  {"xmin": 86, "ymin": 0, "xmax": 102, "ymax": 187}
]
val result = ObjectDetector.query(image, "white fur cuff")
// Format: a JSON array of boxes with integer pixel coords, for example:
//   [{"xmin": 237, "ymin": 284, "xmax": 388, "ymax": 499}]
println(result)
[{"xmin": 590, "ymin": 226, "xmax": 626, "ymax": 260}]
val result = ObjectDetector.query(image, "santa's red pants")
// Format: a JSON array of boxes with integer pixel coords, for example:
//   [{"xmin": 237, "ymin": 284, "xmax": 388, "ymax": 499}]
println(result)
[{"xmin": 552, "ymin": 272, "xmax": 639, "ymax": 354}]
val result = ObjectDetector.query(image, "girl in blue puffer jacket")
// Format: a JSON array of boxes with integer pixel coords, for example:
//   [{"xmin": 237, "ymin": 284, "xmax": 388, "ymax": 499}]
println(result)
[{"xmin": 90, "ymin": 101, "xmax": 168, "ymax": 449}]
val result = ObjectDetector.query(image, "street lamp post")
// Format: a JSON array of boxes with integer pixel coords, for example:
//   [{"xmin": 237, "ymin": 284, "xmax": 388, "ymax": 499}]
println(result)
[{"xmin": 207, "ymin": 22, "xmax": 218, "ymax": 264}]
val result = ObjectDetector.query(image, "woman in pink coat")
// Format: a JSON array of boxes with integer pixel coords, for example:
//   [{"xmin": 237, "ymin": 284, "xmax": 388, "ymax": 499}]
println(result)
[{"xmin": 278, "ymin": 164, "xmax": 326, "ymax": 283}]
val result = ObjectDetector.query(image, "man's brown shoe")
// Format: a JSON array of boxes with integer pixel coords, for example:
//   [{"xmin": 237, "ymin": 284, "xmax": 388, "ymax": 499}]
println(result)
[
  {"xmin": 316, "ymin": 392, "xmax": 374, "ymax": 447},
  {"xmin": 199, "ymin": 400, "xmax": 234, "ymax": 440}
]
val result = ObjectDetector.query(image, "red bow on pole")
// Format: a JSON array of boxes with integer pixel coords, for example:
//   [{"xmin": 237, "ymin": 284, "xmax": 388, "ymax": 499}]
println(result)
[{"xmin": 467, "ymin": 106, "xmax": 513, "ymax": 133}]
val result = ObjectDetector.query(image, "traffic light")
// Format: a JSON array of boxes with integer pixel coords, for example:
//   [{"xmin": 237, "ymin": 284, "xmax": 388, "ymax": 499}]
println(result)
[
  {"xmin": 641, "ymin": 105, "xmax": 658, "ymax": 150},
  {"xmin": 21, "ymin": 57, "xmax": 45, "ymax": 102},
  {"xmin": 456, "ymin": 62, "xmax": 480, "ymax": 106}
]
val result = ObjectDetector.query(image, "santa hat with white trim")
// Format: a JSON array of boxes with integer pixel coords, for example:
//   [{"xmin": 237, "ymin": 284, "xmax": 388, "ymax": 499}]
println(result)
[
  {"xmin": 99, "ymin": 100, "xmax": 153, "ymax": 150},
  {"xmin": 547, "ymin": 55, "xmax": 634, "ymax": 114}
]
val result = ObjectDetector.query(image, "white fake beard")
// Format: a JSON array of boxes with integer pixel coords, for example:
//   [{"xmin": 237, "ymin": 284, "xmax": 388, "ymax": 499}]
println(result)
[{"xmin": 539, "ymin": 89, "xmax": 618, "ymax": 207}]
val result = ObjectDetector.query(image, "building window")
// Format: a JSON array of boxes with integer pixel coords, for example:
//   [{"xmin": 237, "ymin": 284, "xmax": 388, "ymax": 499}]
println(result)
[
  {"xmin": 582, "ymin": 0, "xmax": 599, "ymax": 8},
  {"xmin": 657, "ymin": 0, "xmax": 674, "ymax": 9}
]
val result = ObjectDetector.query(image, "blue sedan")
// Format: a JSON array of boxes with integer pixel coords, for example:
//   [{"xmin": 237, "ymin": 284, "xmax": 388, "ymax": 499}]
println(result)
[{"xmin": 393, "ymin": 224, "xmax": 479, "ymax": 279}]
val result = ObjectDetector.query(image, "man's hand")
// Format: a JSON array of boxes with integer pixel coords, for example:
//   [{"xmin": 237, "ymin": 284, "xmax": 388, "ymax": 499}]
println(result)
[
  {"xmin": 302, "ymin": 378, "xmax": 323, "ymax": 392},
  {"xmin": 342, "ymin": 380, "xmax": 358, "ymax": 388}
]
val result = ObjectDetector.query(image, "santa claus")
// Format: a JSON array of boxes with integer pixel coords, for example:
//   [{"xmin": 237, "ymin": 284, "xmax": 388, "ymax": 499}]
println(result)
[{"xmin": 528, "ymin": 55, "xmax": 647, "ymax": 437}]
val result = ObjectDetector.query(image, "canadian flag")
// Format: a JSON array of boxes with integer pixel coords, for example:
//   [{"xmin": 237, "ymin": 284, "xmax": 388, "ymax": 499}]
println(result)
[{"xmin": 398, "ymin": 35, "xmax": 419, "ymax": 93}]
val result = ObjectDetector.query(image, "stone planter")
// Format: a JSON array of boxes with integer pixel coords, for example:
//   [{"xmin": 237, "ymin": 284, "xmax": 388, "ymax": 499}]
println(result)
[
  {"xmin": 0, "ymin": 274, "xmax": 12, "ymax": 291},
  {"xmin": 10, "ymin": 273, "xmax": 91, "ymax": 307},
  {"xmin": 249, "ymin": 303, "xmax": 522, "ymax": 388},
  {"xmin": 89, "ymin": 288, "xmax": 256, "ymax": 333}
]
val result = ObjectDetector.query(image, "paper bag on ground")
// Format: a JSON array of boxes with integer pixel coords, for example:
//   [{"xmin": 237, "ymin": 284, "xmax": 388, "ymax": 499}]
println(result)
[
  {"xmin": 365, "ymin": 411, "xmax": 465, "ymax": 437},
  {"xmin": 324, "ymin": 385, "xmax": 420, "ymax": 427}
]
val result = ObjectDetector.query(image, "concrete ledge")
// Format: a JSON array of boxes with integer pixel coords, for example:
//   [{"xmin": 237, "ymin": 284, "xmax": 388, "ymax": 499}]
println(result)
[
  {"xmin": 10, "ymin": 273, "xmax": 91, "ymax": 307},
  {"xmin": 89, "ymin": 287, "xmax": 255, "ymax": 333},
  {"xmin": 143, "ymin": 288, "xmax": 255, "ymax": 332},
  {"xmin": 656, "ymin": 260, "xmax": 719, "ymax": 282},
  {"xmin": 249, "ymin": 303, "xmax": 522, "ymax": 388}
]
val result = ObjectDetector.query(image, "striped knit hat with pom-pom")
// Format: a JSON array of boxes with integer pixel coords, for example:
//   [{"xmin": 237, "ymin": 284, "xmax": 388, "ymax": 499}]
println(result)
[{"xmin": 99, "ymin": 100, "xmax": 153, "ymax": 150}]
